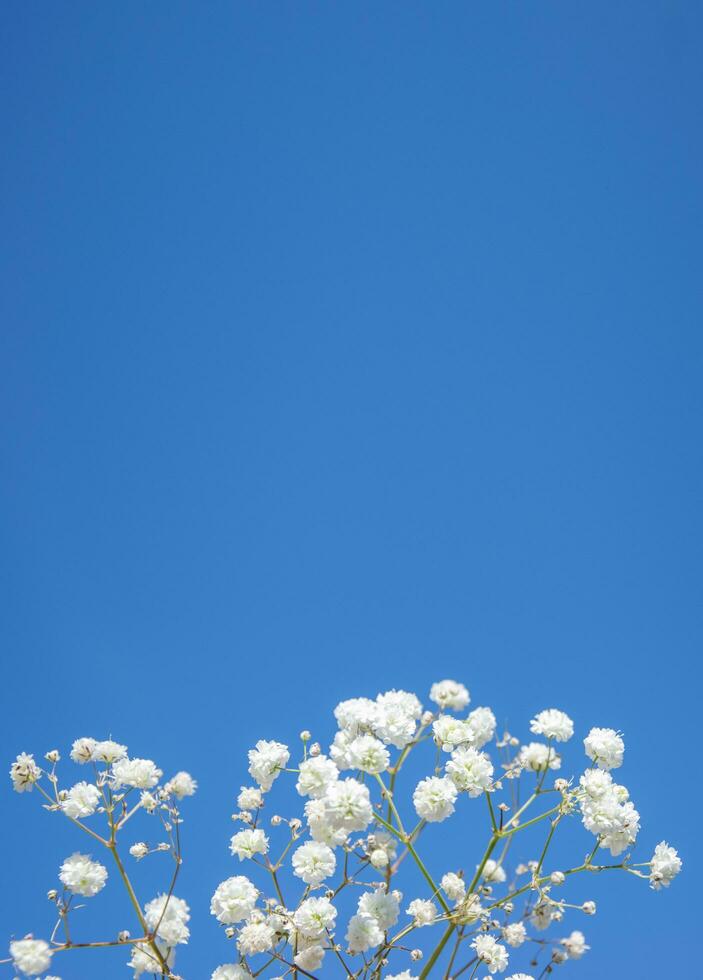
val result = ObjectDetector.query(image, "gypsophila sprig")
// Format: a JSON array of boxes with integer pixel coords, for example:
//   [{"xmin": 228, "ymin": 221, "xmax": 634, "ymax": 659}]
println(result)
[
  {"xmin": 8, "ymin": 683, "xmax": 682, "ymax": 977},
  {"xmin": 7, "ymin": 737, "xmax": 196, "ymax": 978}
]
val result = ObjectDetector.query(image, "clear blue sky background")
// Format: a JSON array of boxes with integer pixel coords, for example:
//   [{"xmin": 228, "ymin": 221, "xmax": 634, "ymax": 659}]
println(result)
[{"xmin": 1, "ymin": 3, "xmax": 700, "ymax": 978}]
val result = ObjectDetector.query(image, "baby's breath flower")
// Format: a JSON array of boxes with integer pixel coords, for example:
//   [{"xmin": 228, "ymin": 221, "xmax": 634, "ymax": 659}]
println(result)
[
  {"xmin": 562, "ymin": 930, "xmax": 589, "ymax": 958},
  {"xmin": 61, "ymin": 781, "xmax": 100, "ymax": 819},
  {"xmin": 59, "ymin": 853, "xmax": 108, "ymax": 896},
  {"xmin": 237, "ymin": 921, "xmax": 275, "ymax": 956},
  {"xmin": 413, "ymin": 775, "xmax": 457, "ymax": 822},
  {"xmin": 10, "ymin": 753, "xmax": 41, "ymax": 793},
  {"xmin": 649, "ymin": 841, "xmax": 682, "ymax": 890},
  {"xmin": 229, "ymin": 828, "xmax": 269, "ymax": 861},
  {"xmin": 10, "ymin": 938, "xmax": 53, "ymax": 976},
  {"xmin": 112, "ymin": 758, "xmax": 162, "ymax": 790},
  {"xmin": 291, "ymin": 840, "xmax": 336, "ymax": 886},
  {"xmin": 92, "ymin": 740, "xmax": 127, "ymax": 764},
  {"xmin": 248, "ymin": 740, "xmax": 290, "ymax": 791},
  {"xmin": 583, "ymin": 728, "xmax": 624, "ymax": 771},
  {"xmin": 430, "ymin": 679, "xmax": 470, "ymax": 711},
  {"xmin": 406, "ymin": 898, "xmax": 437, "ymax": 926},
  {"xmin": 70, "ymin": 737, "xmax": 97, "ymax": 764},
  {"xmin": 530, "ymin": 709, "xmax": 574, "ymax": 743},
  {"xmin": 164, "ymin": 771, "xmax": 197, "ymax": 798}
]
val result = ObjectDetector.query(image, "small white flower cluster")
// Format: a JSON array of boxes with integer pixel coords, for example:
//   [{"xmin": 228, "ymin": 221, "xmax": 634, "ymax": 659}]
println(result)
[
  {"xmin": 205, "ymin": 683, "xmax": 681, "ymax": 978},
  {"xmin": 8, "ymin": 683, "xmax": 682, "ymax": 979},
  {"xmin": 7, "ymin": 735, "xmax": 196, "ymax": 978}
]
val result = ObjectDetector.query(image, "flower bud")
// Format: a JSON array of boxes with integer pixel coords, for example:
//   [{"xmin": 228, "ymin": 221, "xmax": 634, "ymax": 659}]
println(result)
[{"xmin": 370, "ymin": 848, "xmax": 389, "ymax": 868}]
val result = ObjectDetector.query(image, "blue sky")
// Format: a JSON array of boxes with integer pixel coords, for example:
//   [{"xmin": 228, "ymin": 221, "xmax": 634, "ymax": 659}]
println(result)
[{"xmin": 1, "ymin": 3, "xmax": 700, "ymax": 977}]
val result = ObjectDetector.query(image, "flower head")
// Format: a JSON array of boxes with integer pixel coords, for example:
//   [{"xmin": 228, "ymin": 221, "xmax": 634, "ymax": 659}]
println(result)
[
  {"xmin": 10, "ymin": 753, "xmax": 41, "ymax": 793},
  {"xmin": 59, "ymin": 853, "xmax": 108, "ymax": 896},
  {"xmin": 649, "ymin": 841, "xmax": 682, "ymax": 890},
  {"xmin": 530, "ymin": 709, "xmax": 574, "ymax": 743}
]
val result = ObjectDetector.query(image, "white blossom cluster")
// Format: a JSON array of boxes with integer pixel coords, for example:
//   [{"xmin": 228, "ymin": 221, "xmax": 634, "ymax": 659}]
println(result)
[
  {"xmin": 7, "ymin": 736, "xmax": 196, "ymax": 978},
  {"xmin": 204, "ymin": 686, "xmax": 682, "ymax": 978},
  {"xmin": 7, "ymin": 684, "xmax": 682, "ymax": 980}
]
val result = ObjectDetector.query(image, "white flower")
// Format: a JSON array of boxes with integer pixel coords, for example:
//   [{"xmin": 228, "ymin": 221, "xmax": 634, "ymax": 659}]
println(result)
[
  {"xmin": 292, "ymin": 841, "xmax": 336, "ymax": 886},
  {"xmin": 164, "ymin": 771, "xmax": 197, "ymax": 798},
  {"xmin": 61, "ymin": 781, "xmax": 100, "ymax": 819},
  {"xmin": 446, "ymin": 747, "xmax": 494, "ymax": 796},
  {"xmin": 583, "ymin": 728, "xmax": 624, "ymax": 770},
  {"xmin": 441, "ymin": 872, "xmax": 466, "ymax": 902},
  {"xmin": 600, "ymin": 800, "xmax": 640, "ymax": 856},
  {"xmin": 466, "ymin": 707, "xmax": 497, "ymax": 749},
  {"xmin": 358, "ymin": 887, "xmax": 400, "ymax": 929},
  {"xmin": 130, "ymin": 842, "xmax": 149, "ymax": 859},
  {"xmin": 293, "ymin": 896, "xmax": 338, "ymax": 938},
  {"xmin": 304, "ymin": 798, "xmax": 348, "ymax": 846},
  {"xmin": 137, "ymin": 792, "xmax": 157, "ymax": 814},
  {"xmin": 579, "ymin": 780, "xmax": 639, "ymax": 855},
  {"xmin": 579, "ymin": 768, "xmax": 615, "ymax": 798},
  {"xmin": 92, "ymin": 740, "xmax": 127, "ymax": 764},
  {"xmin": 472, "ymin": 934, "xmax": 509, "ymax": 973},
  {"xmin": 248, "ymin": 740, "xmax": 290, "ymax": 791},
  {"xmin": 10, "ymin": 753, "xmax": 41, "ymax": 793},
  {"xmin": 406, "ymin": 898, "xmax": 437, "ymax": 926},
  {"xmin": 230, "ymin": 829, "xmax": 269, "ymax": 861},
  {"xmin": 70, "ymin": 737, "xmax": 97, "ymax": 763},
  {"xmin": 210, "ymin": 876, "xmax": 258, "ymax": 923},
  {"xmin": 296, "ymin": 755, "xmax": 339, "ymax": 798},
  {"xmin": 59, "ymin": 853, "xmax": 108, "ymax": 896},
  {"xmin": 481, "ymin": 859, "xmax": 506, "ymax": 883},
  {"xmin": 530, "ymin": 709, "xmax": 574, "ymax": 743},
  {"xmin": 128, "ymin": 941, "xmax": 174, "ymax": 977},
  {"xmin": 346, "ymin": 913, "xmax": 384, "ymax": 953},
  {"xmin": 112, "ymin": 758, "xmax": 162, "ymax": 790},
  {"xmin": 502, "ymin": 922, "xmax": 527, "ymax": 947},
  {"xmin": 334, "ymin": 697, "xmax": 379, "ymax": 735},
  {"xmin": 505, "ymin": 975, "xmax": 534, "ymax": 980},
  {"xmin": 649, "ymin": 841, "xmax": 682, "ymax": 890},
  {"xmin": 237, "ymin": 786, "xmax": 263, "ymax": 811},
  {"xmin": 430, "ymin": 679, "xmax": 470, "ymax": 711},
  {"xmin": 374, "ymin": 690, "xmax": 422, "ymax": 748},
  {"xmin": 295, "ymin": 944, "xmax": 325, "ymax": 970},
  {"xmin": 212, "ymin": 966, "xmax": 250, "ymax": 980},
  {"xmin": 237, "ymin": 921, "xmax": 275, "ymax": 956},
  {"xmin": 531, "ymin": 900, "xmax": 555, "ymax": 930},
  {"xmin": 518, "ymin": 742, "xmax": 561, "ymax": 772},
  {"xmin": 144, "ymin": 894, "xmax": 191, "ymax": 946},
  {"xmin": 329, "ymin": 730, "xmax": 356, "ymax": 770},
  {"xmin": 562, "ymin": 930, "xmax": 589, "ymax": 958},
  {"xmin": 347, "ymin": 734, "xmax": 390, "ymax": 774},
  {"xmin": 455, "ymin": 892, "xmax": 484, "ymax": 925},
  {"xmin": 10, "ymin": 938, "xmax": 52, "ymax": 976},
  {"xmin": 386, "ymin": 974, "xmax": 418, "ymax": 980},
  {"xmin": 433, "ymin": 716, "xmax": 472, "ymax": 752},
  {"xmin": 413, "ymin": 775, "xmax": 457, "ymax": 822},
  {"xmin": 324, "ymin": 777, "xmax": 373, "ymax": 832}
]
